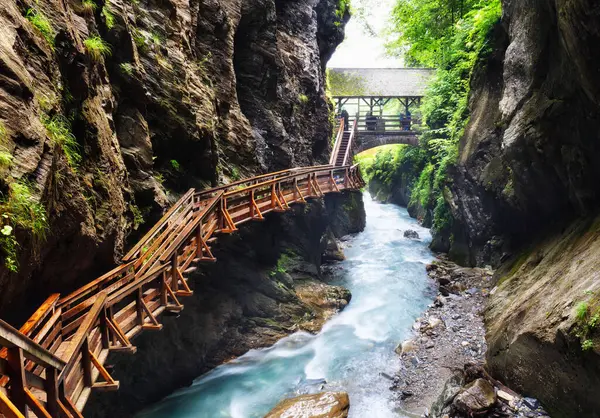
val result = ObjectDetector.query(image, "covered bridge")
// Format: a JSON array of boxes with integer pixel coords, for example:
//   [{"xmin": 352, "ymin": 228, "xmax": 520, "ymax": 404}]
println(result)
[{"xmin": 328, "ymin": 67, "xmax": 435, "ymax": 152}]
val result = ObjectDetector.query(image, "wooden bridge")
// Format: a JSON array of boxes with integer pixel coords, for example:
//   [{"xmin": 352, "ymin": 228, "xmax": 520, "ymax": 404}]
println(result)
[{"xmin": 0, "ymin": 127, "xmax": 364, "ymax": 417}]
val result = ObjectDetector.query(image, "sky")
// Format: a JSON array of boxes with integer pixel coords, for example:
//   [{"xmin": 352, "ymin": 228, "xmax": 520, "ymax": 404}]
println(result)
[{"xmin": 328, "ymin": 0, "xmax": 403, "ymax": 69}]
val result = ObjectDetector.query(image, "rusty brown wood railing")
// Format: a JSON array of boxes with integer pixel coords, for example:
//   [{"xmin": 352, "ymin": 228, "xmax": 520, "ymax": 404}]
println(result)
[{"xmin": 0, "ymin": 163, "xmax": 365, "ymax": 417}]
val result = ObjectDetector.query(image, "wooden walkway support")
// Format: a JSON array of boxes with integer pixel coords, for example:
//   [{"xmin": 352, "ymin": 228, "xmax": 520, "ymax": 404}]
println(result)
[{"xmin": 0, "ymin": 164, "xmax": 364, "ymax": 417}]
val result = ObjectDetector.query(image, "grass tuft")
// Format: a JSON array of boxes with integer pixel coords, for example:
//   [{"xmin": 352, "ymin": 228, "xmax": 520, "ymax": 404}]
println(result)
[
  {"xmin": 0, "ymin": 181, "xmax": 49, "ymax": 271},
  {"xmin": 84, "ymin": 36, "xmax": 112, "ymax": 61},
  {"xmin": 42, "ymin": 115, "xmax": 81, "ymax": 167},
  {"xmin": 101, "ymin": 6, "xmax": 115, "ymax": 29},
  {"xmin": 25, "ymin": 9, "xmax": 54, "ymax": 45},
  {"xmin": 81, "ymin": 0, "xmax": 97, "ymax": 14}
]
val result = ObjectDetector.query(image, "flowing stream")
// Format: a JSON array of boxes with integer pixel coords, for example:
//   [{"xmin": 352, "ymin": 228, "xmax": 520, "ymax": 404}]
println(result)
[{"xmin": 139, "ymin": 194, "xmax": 434, "ymax": 418}]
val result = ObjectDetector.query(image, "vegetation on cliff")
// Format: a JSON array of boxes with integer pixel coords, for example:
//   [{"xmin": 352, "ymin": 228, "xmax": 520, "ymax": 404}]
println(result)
[{"xmin": 365, "ymin": 0, "xmax": 501, "ymax": 235}]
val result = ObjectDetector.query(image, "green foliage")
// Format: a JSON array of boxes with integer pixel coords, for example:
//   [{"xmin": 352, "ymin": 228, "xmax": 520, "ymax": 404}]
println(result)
[
  {"xmin": 42, "ymin": 115, "xmax": 81, "ymax": 168},
  {"xmin": 25, "ymin": 8, "xmax": 55, "ymax": 46},
  {"xmin": 101, "ymin": 6, "xmax": 115, "ymax": 29},
  {"xmin": 270, "ymin": 252, "xmax": 293, "ymax": 276},
  {"xmin": 573, "ymin": 295, "xmax": 600, "ymax": 352},
  {"xmin": 120, "ymin": 62, "xmax": 134, "ymax": 76},
  {"xmin": 326, "ymin": 69, "xmax": 367, "ymax": 96},
  {"xmin": 81, "ymin": 0, "xmax": 97, "ymax": 13},
  {"xmin": 577, "ymin": 302, "xmax": 589, "ymax": 321},
  {"xmin": 151, "ymin": 32, "xmax": 163, "ymax": 46},
  {"xmin": 129, "ymin": 204, "xmax": 144, "ymax": 230},
  {"xmin": 298, "ymin": 94, "xmax": 309, "ymax": 104},
  {"xmin": 169, "ymin": 159, "xmax": 180, "ymax": 171},
  {"xmin": 230, "ymin": 166, "xmax": 240, "ymax": 181},
  {"xmin": 371, "ymin": 0, "xmax": 501, "ymax": 231},
  {"xmin": 84, "ymin": 36, "xmax": 112, "ymax": 61},
  {"xmin": 0, "ymin": 182, "xmax": 49, "ymax": 272},
  {"xmin": 336, "ymin": 0, "xmax": 350, "ymax": 17},
  {"xmin": 0, "ymin": 152, "xmax": 13, "ymax": 170}
]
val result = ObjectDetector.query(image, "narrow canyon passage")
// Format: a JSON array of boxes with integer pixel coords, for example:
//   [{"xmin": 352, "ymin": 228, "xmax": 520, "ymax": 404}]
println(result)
[{"xmin": 137, "ymin": 194, "xmax": 434, "ymax": 418}]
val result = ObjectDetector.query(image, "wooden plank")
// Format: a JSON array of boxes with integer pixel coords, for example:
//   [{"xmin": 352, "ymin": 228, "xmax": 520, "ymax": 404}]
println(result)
[
  {"xmin": 24, "ymin": 387, "xmax": 51, "ymax": 418},
  {"xmin": 58, "ymin": 293, "xmax": 107, "ymax": 382},
  {"xmin": 6, "ymin": 348, "xmax": 27, "ymax": 417},
  {"xmin": 0, "ymin": 389, "xmax": 25, "ymax": 418}
]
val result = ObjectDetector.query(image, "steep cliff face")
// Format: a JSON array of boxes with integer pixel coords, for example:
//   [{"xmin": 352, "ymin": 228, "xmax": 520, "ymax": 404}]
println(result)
[
  {"xmin": 445, "ymin": 0, "xmax": 600, "ymax": 266},
  {"xmin": 0, "ymin": 0, "xmax": 348, "ymax": 313},
  {"xmin": 441, "ymin": 1, "xmax": 600, "ymax": 416}
]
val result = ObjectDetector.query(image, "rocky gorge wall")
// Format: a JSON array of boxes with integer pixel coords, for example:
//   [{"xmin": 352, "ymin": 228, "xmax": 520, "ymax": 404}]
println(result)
[
  {"xmin": 0, "ymin": 0, "xmax": 349, "ymax": 314},
  {"xmin": 442, "ymin": 0, "xmax": 600, "ymax": 416},
  {"xmin": 84, "ymin": 191, "xmax": 365, "ymax": 417}
]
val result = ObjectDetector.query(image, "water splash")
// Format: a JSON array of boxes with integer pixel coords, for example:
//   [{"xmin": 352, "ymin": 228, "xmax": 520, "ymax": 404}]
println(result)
[{"xmin": 138, "ymin": 193, "xmax": 434, "ymax": 418}]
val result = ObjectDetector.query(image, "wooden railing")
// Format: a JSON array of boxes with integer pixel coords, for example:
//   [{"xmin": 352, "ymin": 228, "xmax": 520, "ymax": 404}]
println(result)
[
  {"xmin": 329, "ymin": 119, "xmax": 345, "ymax": 165},
  {"xmin": 0, "ymin": 164, "xmax": 365, "ymax": 417}
]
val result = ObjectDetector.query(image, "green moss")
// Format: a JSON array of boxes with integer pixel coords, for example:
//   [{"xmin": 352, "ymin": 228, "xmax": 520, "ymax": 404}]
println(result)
[
  {"xmin": 25, "ymin": 9, "xmax": 55, "ymax": 46},
  {"xmin": 84, "ymin": 36, "xmax": 112, "ymax": 61}
]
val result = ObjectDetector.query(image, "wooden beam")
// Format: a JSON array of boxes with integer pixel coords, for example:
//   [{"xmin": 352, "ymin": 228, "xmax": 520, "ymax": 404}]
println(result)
[
  {"xmin": 24, "ymin": 388, "xmax": 51, "ymax": 418},
  {"xmin": 0, "ymin": 320, "xmax": 66, "ymax": 371},
  {"xmin": 0, "ymin": 389, "xmax": 25, "ymax": 418}
]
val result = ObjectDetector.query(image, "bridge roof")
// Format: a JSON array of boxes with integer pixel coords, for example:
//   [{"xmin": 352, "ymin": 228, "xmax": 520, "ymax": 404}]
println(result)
[{"xmin": 328, "ymin": 68, "xmax": 435, "ymax": 98}]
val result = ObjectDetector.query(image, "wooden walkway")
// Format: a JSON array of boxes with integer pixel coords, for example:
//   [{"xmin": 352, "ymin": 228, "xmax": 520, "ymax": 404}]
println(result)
[{"xmin": 0, "ymin": 126, "xmax": 364, "ymax": 417}]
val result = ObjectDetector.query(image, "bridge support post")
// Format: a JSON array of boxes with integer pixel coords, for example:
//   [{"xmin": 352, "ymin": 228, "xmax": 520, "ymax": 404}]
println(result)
[{"xmin": 6, "ymin": 347, "xmax": 27, "ymax": 418}]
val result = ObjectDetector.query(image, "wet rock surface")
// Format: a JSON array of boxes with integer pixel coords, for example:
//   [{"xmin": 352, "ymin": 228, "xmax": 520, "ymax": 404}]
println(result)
[{"xmin": 264, "ymin": 391, "xmax": 350, "ymax": 418}]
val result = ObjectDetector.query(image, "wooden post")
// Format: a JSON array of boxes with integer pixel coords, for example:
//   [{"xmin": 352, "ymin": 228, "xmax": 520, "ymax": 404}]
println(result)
[
  {"xmin": 171, "ymin": 251, "xmax": 179, "ymax": 293},
  {"xmin": 6, "ymin": 347, "xmax": 27, "ymax": 418},
  {"xmin": 136, "ymin": 288, "xmax": 144, "ymax": 326},
  {"xmin": 160, "ymin": 271, "xmax": 168, "ymax": 307},
  {"xmin": 196, "ymin": 224, "xmax": 203, "ymax": 258},
  {"xmin": 81, "ymin": 337, "xmax": 92, "ymax": 387},
  {"xmin": 44, "ymin": 367, "xmax": 59, "ymax": 417},
  {"xmin": 100, "ymin": 311, "xmax": 110, "ymax": 349}
]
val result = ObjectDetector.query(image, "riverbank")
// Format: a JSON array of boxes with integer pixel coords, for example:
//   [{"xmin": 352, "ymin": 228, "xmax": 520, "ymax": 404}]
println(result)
[{"xmin": 393, "ymin": 257, "xmax": 551, "ymax": 418}]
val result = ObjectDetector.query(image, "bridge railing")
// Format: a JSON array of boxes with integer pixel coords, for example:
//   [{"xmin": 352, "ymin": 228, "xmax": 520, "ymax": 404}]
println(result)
[
  {"xmin": 329, "ymin": 119, "xmax": 345, "ymax": 165},
  {"xmin": 355, "ymin": 114, "xmax": 422, "ymax": 132},
  {"xmin": 0, "ymin": 164, "xmax": 365, "ymax": 416}
]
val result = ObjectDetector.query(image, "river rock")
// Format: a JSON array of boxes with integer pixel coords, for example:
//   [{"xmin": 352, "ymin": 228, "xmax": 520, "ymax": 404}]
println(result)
[
  {"xmin": 265, "ymin": 392, "xmax": 350, "ymax": 418},
  {"xmin": 453, "ymin": 378, "xmax": 496, "ymax": 414},
  {"xmin": 430, "ymin": 372, "xmax": 465, "ymax": 417},
  {"xmin": 395, "ymin": 339, "xmax": 417, "ymax": 355},
  {"xmin": 403, "ymin": 229, "xmax": 420, "ymax": 239}
]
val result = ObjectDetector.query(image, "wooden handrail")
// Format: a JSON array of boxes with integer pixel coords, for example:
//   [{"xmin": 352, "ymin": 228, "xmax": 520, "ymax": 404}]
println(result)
[
  {"xmin": 342, "ymin": 119, "xmax": 358, "ymax": 166},
  {"xmin": 329, "ymin": 119, "xmax": 345, "ymax": 165},
  {"xmin": 123, "ymin": 189, "xmax": 196, "ymax": 261},
  {"xmin": 0, "ymin": 162, "xmax": 366, "ymax": 415},
  {"xmin": 58, "ymin": 292, "xmax": 107, "ymax": 382},
  {"xmin": 0, "ymin": 320, "xmax": 65, "ymax": 371}
]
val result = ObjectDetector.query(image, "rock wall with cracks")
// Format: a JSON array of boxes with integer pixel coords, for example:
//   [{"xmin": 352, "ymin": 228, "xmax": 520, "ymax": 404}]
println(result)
[
  {"xmin": 0, "ymin": 0, "xmax": 349, "ymax": 314},
  {"xmin": 442, "ymin": 0, "xmax": 600, "ymax": 266},
  {"xmin": 435, "ymin": 0, "xmax": 600, "ymax": 416}
]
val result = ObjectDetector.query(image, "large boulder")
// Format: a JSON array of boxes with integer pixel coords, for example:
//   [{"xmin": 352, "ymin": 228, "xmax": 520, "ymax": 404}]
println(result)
[
  {"xmin": 265, "ymin": 392, "xmax": 350, "ymax": 418},
  {"xmin": 452, "ymin": 378, "xmax": 496, "ymax": 414}
]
